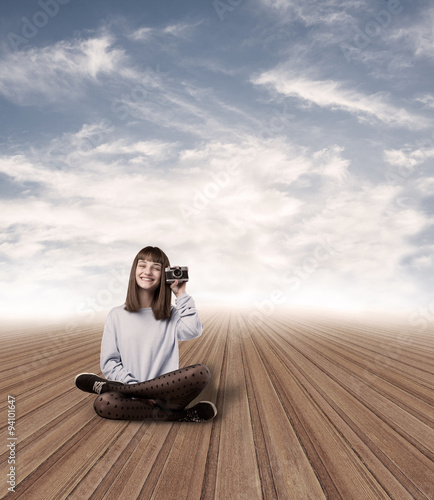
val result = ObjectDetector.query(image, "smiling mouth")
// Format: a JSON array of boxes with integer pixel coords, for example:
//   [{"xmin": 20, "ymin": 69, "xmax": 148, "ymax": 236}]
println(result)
[{"xmin": 140, "ymin": 277, "xmax": 154, "ymax": 282}]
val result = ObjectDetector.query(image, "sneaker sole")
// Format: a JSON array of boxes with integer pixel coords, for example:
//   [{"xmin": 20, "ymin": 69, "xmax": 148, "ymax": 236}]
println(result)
[{"xmin": 199, "ymin": 401, "xmax": 218, "ymax": 420}]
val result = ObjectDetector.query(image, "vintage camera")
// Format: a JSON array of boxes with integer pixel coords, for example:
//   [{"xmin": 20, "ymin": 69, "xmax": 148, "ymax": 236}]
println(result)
[{"xmin": 165, "ymin": 266, "xmax": 189, "ymax": 283}]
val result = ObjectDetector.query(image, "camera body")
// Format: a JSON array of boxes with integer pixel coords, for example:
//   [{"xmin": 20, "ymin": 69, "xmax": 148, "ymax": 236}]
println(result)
[{"xmin": 165, "ymin": 266, "xmax": 189, "ymax": 283}]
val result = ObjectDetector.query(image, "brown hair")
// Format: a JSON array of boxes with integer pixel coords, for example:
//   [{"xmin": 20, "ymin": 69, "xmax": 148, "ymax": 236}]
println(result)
[{"xmin": 124, "ymin": 246, "xmax": 172, "ymax": 320}]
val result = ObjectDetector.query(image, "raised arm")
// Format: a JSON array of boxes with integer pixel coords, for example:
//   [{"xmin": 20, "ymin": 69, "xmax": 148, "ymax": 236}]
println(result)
[{"xmin": 173, "ymin": 292, "xmax": 204, "ymax": 341}]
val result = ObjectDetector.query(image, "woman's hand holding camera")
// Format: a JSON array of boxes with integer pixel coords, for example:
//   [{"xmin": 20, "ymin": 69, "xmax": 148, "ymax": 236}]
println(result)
[{"xmin": 169, "ymin": 265, "xmax": 188, "ymax": 297}]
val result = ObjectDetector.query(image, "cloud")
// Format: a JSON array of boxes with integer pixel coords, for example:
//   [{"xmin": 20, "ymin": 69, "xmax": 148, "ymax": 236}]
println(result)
[
  {"xmin": 129, "ymin": 20, "xmax": 202, "ymax": 41},
  {"xmin": 252, "ymin": 69, "xmax": 430, "ymax": 129},
  {"xmin": 257, "ymin": 0, "xmax": 365, "ymax": 25},
  {"xmin": 387, "ymin": 6, "xmax": 434, "ymax": 60},
  {"xmin": 254, "ymin": 0, "xmax": 433, "ymax": 89},
  {"xmin": 1, "ymin": 5, "xmax": 433, "ymax": 319},
  {"xmin": 416, "ymin": 177, "xmax": 434, "ymax": 196},
  {"xmin": 109, "ymin": 71, "xmax": 260, "ymax": 141},
  {"xmin": 129, "ymin": 27, "xmax": 154, "ymax": 41},
  {"xmin": 0, "ymin": 130, "xmax": 430, "ymax": 317},
  {"xmin": 415, "ymin": 94, "xmax": 434, "ymax": 109},
  {"xmin": 0, "ymin": 35, "xmax": 125, "ymax": 104},
  {"xmin": 343, "ymin": 6, "xmax": 434, "ymax": 81},
  {"xmin": 383, "ymin": 140, "xmax": 434, "ymax": 172}
]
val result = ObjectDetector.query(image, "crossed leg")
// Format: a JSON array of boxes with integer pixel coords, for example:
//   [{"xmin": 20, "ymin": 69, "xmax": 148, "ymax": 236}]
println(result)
[
  {"xmin": 93, "ymin": 392, "xmax": 185, "ymax": 421},
  {"xmin": 94, "ymin": 364, "xmax": 211, "ymax": 421}
]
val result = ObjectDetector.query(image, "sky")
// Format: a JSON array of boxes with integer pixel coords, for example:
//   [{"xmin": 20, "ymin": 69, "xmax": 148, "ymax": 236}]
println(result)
[{"xmin": 0, "ymin": 0, "xmax": 433, "ymax": 322}]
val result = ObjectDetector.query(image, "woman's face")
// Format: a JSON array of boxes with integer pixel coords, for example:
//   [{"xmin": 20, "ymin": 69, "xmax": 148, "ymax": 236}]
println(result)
[{"xmin": 135, "ymin": 259, "xmax": 162, "ymax": 293}]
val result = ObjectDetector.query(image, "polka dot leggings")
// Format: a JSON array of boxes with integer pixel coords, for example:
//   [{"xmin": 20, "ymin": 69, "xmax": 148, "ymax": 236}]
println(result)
[{"xmin": 93, "ymin": 364, "xmax": 210, "ymax": 421}]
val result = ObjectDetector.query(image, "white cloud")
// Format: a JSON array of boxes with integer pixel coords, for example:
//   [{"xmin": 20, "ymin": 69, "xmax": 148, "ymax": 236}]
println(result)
[
  {"xmin": 163, "ymin": 21, "xmax": 202, "ymax": 38},
  {"xmin": 384, "ymin": 141, "xmax": 434, "ymax": 171},
  {"xmin": 0, "ymin": 36, "xmax": 125, "ymax": 104},
  {"xmin": 415, "ymin": 94, "xmax": 434, "ymax": 109},
  {"xmin": 1, "ymin": 9, "xmax": 432, "ymax": 319},
  {"xmin": 129, "ymin": 27, "xmax": 154, "ymax": 41},
  {"xmin": 0, "ymin": 133, "xmax": 429, "ymax": 317},
  {"xmin": 129, "ymin": 20, "xmax": 202, "ymax": 41},
  {"xmin": 416, "ymin": 177, "xmax": 434, "ymax": 196},
  {"xmin": 253, "ymin": 69, "xmax": 430, "ymax": 129},
  {"xmin": 388, "ymin": 7, "xmax": 434, "ymax": 60},
  {"xmin": 257, "ymin": 0, "xmax": 365, "ymax": 25},
  {"xmin": 411, "ymin": 254, "xmax": 434, "ymax": 270},
  {"xmin": 312, "ymin": 145, "xmax": 349, "ymax": 182},
  {"xmin": 94, "ymin": 139, "xmax": 174, "ymax": 158},
  {"xmin": 110, "ymin": 76, "xmax": 258, "ymax": 140}
]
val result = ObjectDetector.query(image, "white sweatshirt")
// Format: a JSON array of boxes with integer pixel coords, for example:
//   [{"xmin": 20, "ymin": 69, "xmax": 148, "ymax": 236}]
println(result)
[{"xmin": 100, "ymin": 293, "xmax": 203, "ymax": 384}]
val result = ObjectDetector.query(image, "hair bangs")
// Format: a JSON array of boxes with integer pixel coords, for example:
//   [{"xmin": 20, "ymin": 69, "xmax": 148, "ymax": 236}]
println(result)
[{"xmin": 136, "ymin": 246, "xmax": 167, "ymax": 267}]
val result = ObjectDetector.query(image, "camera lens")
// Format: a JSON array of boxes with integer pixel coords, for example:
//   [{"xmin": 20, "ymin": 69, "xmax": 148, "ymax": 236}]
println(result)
[{"xmin": 173, "ymin": 268, "xmax": 182, "ymax": 278}]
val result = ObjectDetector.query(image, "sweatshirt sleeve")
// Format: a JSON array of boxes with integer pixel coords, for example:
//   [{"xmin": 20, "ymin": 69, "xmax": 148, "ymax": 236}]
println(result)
[
  {"xmin": 174, "ymin": 293, "xmax": 204, "ymax": 341},
  {"xmin": 100, "ymin": 309, "xmax": 138, "ymax": 384}
]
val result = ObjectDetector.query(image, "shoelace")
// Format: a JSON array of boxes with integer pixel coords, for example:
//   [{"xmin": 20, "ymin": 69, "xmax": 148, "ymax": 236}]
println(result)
[{"xmin": 92, "ymin": 381, "xmax": 106, "ymax": 394}]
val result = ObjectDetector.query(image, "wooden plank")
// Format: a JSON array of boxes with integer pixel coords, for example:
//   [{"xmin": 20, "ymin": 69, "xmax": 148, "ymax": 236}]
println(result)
[
  {"xmin": 237, "ymin": 312, "xmax": 326, "ymax": 499},
  {"xmin": 1, "ymin": 308, "xmax": 434, "ymax": 499},
  {"xmin": 279, "ymin": 318, "xmax": 434, "ymax": 428},
  {"xmin": 287, "ymin": 316, "xmax": 434, "ymax": 390},
  {"xmin": 212, "ymin": 311, "xmax": 263, "ymax": 500},
  {"xmin": 260, "ymin": 312, "xmax": 434, "ymax": 499},
  {"xmin": 67, "ymin": 421, "xmax": 151, "ymax": 499},
  {"xmin": 244, "ymin": 314, "xmax": 393, "ymax": 500}
]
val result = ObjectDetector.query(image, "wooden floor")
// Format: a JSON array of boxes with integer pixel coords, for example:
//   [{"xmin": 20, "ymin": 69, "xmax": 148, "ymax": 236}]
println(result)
[{"xmin": 1, "ymin": 308, "xmax": 434, "ymax": 499}]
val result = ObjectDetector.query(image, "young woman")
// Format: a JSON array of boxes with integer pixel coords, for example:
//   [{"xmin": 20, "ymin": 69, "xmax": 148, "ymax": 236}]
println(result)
[{"xmin": 74, "ymin": 246, "xmax": 216, "ymax": 422}]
